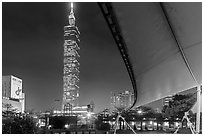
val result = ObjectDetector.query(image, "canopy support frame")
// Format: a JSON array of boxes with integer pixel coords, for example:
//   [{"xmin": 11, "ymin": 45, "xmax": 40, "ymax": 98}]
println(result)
[{"xmin": 98, "ymin": 2, "xmax": 138, "ymax": 111}]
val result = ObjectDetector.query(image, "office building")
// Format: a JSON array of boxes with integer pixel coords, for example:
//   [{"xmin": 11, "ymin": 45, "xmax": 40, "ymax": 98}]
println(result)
[
  {"xmin": 110, "ymin": 90, "xmax": 134, "ymax": 111},
  {"xmin": 2, "ymin": 75, "xmax": 25, "ymax": 113},
  {"xmin": 62, "ymin": 2, "xmax": 80, "ymax": 111}
]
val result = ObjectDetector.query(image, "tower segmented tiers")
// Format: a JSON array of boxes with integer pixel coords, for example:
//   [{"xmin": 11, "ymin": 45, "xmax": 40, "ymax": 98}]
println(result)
[{"xmin": 62, "ymin": 2, "xmax": 80, "ymax": 112}]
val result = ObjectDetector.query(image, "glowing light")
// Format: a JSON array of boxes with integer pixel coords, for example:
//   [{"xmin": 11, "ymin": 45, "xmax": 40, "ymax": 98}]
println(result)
[
  {"xmin": 87, "ymin": 112, "xmax": 91, "ymax": 118},
  {"xmin": 131, "ymin": 122, "xmax": 135, "ymax": 126},
  {"xmin": 164, "ymin": 122, "xmax": 169, "ymax": 126},
  {"xmin": 65, "ymin": 124, "xmax": 69, "ymax": 128},
  {"xmin": 71, "ymin": 2, "xmax": 73, "ymax": 10},
  {"xmin": 175, "ymin": 122, "xmax": 179, "ymax": 127},
  {"xmin": 48, "ymin": 125, "xmax": 52, "ymax": 129},
  {"xmin": 137, "ymin": 110, "xmax": 142, "ymax": 114},
  {"xmin": 149, "ymin": 121, "xmax": 153, "ymax": 125}
]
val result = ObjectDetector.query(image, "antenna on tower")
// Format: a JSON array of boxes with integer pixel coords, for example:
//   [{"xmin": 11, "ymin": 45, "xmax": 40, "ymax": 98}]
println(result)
[
  {"xmin": 70, "ymin": 2, "xmax": 74, "ymax": 14},
  {"xmin": 69, "ymin": 2, "xmax": 75, "ymax": 26}
]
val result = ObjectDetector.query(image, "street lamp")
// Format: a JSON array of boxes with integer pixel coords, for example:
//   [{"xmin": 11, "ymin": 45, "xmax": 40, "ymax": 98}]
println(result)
[
  {"xmin": 137, "ymin": 109, "xmax": 143, "ymax": 114},
  {"xmin": 87, "ymin": 112, "xmax": 91, "ymax": 118}
]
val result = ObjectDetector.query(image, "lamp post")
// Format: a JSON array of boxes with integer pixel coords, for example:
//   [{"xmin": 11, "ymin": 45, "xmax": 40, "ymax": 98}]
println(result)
[{"xmin": 137, "ymin": 109, "xmax": 143, "ymax": 130}]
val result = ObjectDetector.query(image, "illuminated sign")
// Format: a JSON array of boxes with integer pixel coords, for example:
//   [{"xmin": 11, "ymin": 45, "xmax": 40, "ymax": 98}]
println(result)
[{"xmin": 10, "ymin": 76, "xmax": 22, "ymax": 99}]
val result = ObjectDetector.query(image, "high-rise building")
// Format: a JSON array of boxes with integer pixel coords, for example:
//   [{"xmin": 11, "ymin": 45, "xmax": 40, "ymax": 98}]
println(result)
[
  {"xmin": 2, "ymin": 75, "xmax": 25, "ymax": 113},
  {"xmin": 110, "ymin": 90, "xmax": 134, "ymax": 111},
  {"xmin": 163, "ymin": 95, "xmax": 173, "ymax": 106},
  {"xmin": 62, "ymin": 2, "xmax": 80, "ymax": 112},
  {"xmin": 110, "ymin": 91, "xmax": 116, "ymax": 111}
]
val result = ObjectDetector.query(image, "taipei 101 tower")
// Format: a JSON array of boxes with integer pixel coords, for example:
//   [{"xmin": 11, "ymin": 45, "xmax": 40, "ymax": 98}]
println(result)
[{"xmin": 62, "ymin": 2, "xmax": 80, "ymax": 112}]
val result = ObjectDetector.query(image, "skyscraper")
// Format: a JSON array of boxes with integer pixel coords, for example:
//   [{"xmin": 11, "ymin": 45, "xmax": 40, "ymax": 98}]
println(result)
[
  {"xmin": 110, "ymin": 90, "xmax": 134, "ymax": 111},
  {"xmin": 62, "ymin": 2, "xmax": 80, "ymax": 112}
]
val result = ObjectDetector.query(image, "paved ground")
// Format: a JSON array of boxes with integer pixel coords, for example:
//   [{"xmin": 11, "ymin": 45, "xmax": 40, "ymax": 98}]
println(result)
[
  {"xmin": 94, "ymin": 130, "xmax": 167, "ymax": 134},
  {"xmin": 38, "ymin": 128, "xmax": 200, "ymax": 134},
  {"xmin": 96, "ymin": 129, "xmax": 197, "ymax": 134}
]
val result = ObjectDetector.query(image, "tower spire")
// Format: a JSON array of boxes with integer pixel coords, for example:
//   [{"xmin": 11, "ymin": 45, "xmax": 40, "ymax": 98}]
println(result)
[
  {"xmin": 69, "ymin": 2, "xmax": 75, "ymax": 26},
  {"xmin": 71, "ymin": 2, "xmax": 74, "ymax": 14}
]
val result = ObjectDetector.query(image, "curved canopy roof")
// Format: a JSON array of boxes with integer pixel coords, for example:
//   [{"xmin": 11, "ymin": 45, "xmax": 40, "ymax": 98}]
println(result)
[{"xmin": 100, "ymin": 2, "xmax": 202, "ymax": 107}]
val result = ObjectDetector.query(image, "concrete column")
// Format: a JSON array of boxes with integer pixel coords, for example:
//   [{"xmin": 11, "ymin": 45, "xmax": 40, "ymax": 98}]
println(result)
[{"xmin": 196, "ymin": 85, "xmax": 201, "ymax": 134}]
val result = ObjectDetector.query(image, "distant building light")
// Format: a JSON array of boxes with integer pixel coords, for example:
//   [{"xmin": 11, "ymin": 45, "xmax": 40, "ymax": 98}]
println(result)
[
  {"xmin": 164, "ymin": 122, "xmax": 169, "ymax": 127},
  {"xmin": 138, "ymin": 110, "xmax": 142, "ymax": 114},
  {"xmin": 87, "ymin": 112, "xmax": 91, "ymax": 118},
  {"xmin": 65, "ymin": 124, "xmax": 69, "ymax": 128},
  {"xmin": 175, "ymin": 122, "xmax": 179, "ymax": 127},
  {"xmin": 48, "ymin": 125, "xmax": 52, "ymax": 129},
  {"xmin": 131, "ymin": 122, "xmax": 135, "ymax": 126}
]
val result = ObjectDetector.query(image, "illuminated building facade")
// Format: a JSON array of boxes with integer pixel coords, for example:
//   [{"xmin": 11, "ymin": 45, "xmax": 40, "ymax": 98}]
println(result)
[
  {"xmin": 62, "ymin": 2, "xmax": 80, "ymax": 112},
  {"xmin": 163, "ymin": 95, "xmax": 173, "ymax": 106},
  {"xmin": 2, "ymin": 75, "xmax": 25, "ymax": 113},
  {"xmin": 110, "ymin": 90, "xmax": 134, "ymax": 111}
]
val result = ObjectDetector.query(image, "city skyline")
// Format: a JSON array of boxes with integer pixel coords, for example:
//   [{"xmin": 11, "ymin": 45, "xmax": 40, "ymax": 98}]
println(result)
[
  {"xmin": 2, "ymin": 2, "xmax": 201, "ymax": 134},
  {"xmin": 2, "ymin": 2, "xmax": 133, "ymax": 113}
]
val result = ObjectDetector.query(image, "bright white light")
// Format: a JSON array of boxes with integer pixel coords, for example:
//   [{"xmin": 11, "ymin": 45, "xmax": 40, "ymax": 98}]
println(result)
[
  {"xmin": 149, "ymin": 121, "xmax": 153, "ymax": 125},
  {"xmin": 138, "ymin": 110, "xmax": 142, "ymax": 114},
  {"xmin": 131, "ymin": 122, "xmax": 135, "ymax": 126},
  {"xmin": 87, "ymin": 112, "xmax": 91, "ymax": 118},
  {"xmin": 65, "ymin": 124, "xmax": 69, "ymax": 128},
  {"xmin": 71, "ymin": 2, "xmax": 73, "ymax": 9},
  {"xmin": 164, "ymin": 122, "xmax": 169, "ymax": 126},
  {"xmin": 48, "ymin": 125, "xmax": 52, "ymax": 129},
  {"xmin": 175, "ymin": 122, "xmax": 179, "ymax": 127}
]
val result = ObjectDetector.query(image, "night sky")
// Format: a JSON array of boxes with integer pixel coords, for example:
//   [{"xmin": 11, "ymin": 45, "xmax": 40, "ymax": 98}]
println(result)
[{"xmin": 2, "ymin": 2, "xmax": 133, "ymax": 113}]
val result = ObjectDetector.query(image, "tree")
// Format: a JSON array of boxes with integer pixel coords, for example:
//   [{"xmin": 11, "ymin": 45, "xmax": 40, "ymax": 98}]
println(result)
[
  {"xmin": 95, "ymin": 119, "xmax": 110, "ymax": 131},
  {"xmin": 2, "ymin": 103, "xmax": 37, "ymax": 134},
  {"xmin": 2, "ymin": 103, "xmax": 17, "ymax": 118},
  {"xmin": 2, "ymin": 114, "xmax": 37, "ymax": 134},
  {"xmin": 162, "ymin": 93, "xmax": 196, "ymax": 120}
]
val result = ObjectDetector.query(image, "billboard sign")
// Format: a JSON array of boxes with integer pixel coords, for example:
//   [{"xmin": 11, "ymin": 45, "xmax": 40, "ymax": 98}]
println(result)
[{"xmin": 10, "ymin": 76, "xmax": 22, "ymax": 99}]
